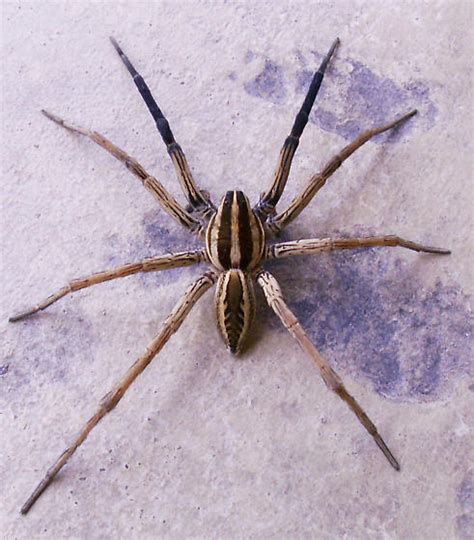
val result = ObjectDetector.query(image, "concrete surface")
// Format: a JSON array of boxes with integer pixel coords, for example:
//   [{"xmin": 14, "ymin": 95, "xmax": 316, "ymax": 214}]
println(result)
[{"xmin": 1, "ymin": 1, "xmax": 473, "ymax": 538}]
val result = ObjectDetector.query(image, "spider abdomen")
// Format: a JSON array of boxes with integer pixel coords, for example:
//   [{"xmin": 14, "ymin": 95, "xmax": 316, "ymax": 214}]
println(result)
[
  {"xmin": 205, "ymin": 190, "xmax": 265, "ymax": 271},
  {"xmin": 215, "ymin": 269, "xmax": 256, "ymax": 354}
]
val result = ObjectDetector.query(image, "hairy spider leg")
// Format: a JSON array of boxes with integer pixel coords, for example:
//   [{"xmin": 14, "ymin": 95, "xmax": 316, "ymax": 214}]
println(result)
[
  {"xmin": 110, "ymin": 37, "xmax": 215, "ymax": 217},
  {"xmin": 270, "ymin": 110, "xmax": 418, "ymax": 232},
  {"xmin": 256, "ymin": 38, "xmax": 340, "ymax": 218},
  {"xmin": 265, "ymin": 235, "xmax": 451, "ymax": 260},
  {"xmin": 257, "ymin": 269, "xmax": 400, "ymax": 470},
  {"xmin": 41, "ymin": 110, "xmax": 203, "ymax": 235},
  {"xmin": 19, "ymin": 271, "xmax": 217, "ymax": 514},
  {"xmin": 9, "ymin": 250, "xmax": 206, "ymax": 322}
]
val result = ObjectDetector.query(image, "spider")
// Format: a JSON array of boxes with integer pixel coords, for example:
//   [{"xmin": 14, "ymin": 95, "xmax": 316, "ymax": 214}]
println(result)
[{"xmin": 11, "ymin": 37, "xmax": 450, "ymax": 515}]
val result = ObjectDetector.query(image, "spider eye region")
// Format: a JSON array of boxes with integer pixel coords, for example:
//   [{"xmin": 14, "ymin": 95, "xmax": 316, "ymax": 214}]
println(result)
[{"xmin": 205, "ymin": 190, "xmax": 265, "ymax": 271}]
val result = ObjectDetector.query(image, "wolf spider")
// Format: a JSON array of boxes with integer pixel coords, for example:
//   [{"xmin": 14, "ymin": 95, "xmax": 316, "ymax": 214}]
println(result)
[{"xmin": 11, "ymin": 37, "xmax": 449, "ymax": 514}]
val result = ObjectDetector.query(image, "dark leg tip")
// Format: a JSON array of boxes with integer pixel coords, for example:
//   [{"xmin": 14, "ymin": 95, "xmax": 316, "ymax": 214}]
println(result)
[
  {"xmin": 110, "ymin": 37, "xmax": 128, "ymax": 64},
  {"xmin": 41, "ymin": 109, "xmax": 60, "ymax": 124},
  {"xmin": 327, "ymin": 37, "xmax": 341, "ymax": 59},
  {"xmin": 109, "ymin": 36, "xmax": 121, "ymax": 53},
  {"xmin": 9, "ymin": 313, "xmax": 27, "ymax": 323},
  {"xmin": 9, "ymin": 307, "xmax": 38, "ymax": 322},
  {"xmin": 423, "ymin": 246, "xmax": 451, "ymax": 255},
  {"xmin": 399, "ymin": 109, "xmax": 418, "ymax": 124},
  {"xmin": 388, "ymin": 109, "xmax": 418, "ymax": 132}
]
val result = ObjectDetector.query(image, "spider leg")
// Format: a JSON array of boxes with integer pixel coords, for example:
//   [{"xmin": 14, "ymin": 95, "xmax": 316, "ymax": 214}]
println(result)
[
  {"xmin": 255, "ymin": 38, "xmax": 340, "ymax": 219},
  {"xmin": 19, "ymin": 270, "xmax": 217, "ymax": 515},
  {"xmin": 9, "ymin": 250, "xmax": 206, "ymax": 322},
  {"xmin": 269, "ymin": 110, "xmax": 418, "ymax": 232},
  {"xmin": 256, "ymin": 269, "xmax": 400, "ymax": 471},
  {"xmin": 110, "ymin": 37, "xmax": 215, "ymax": 218},
  {"xmin": 41, "ymin": 110, "xmax": 204, "ymax": 235},
  {"xmin": 265, "ymin": 235, "xmax": 451, "ymax": 261}
]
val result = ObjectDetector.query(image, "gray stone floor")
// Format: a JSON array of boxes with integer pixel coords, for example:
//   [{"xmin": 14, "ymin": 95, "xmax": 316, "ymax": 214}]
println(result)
[{"xmin": 2, "ymin": 1, "xmax": 472, "ymax": 538}]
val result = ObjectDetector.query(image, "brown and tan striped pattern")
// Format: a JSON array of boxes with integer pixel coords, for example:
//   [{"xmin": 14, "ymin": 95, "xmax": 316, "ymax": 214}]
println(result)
[
  {"xmin": 255, "ymin": 38, "xmax": 340, "ymax": 219},
  {"xmin": 205, "ymin": 190, "xmax": 264, "ymax": 352},
  {"xmin": 265, "ymin": 235, "xmax": 450, "ymax": 261},
  {"xmin": 41, "ymin": 110, "xmax": 204, "ymax": 235},
  {"xmin": 168, "ymin": 144, "xmax": 215, "ymax": 217},
  {"xmin": 256, "ymin": 136, "xmax": 298, "ymax": 217},
  {"xmin": 268, "ymin": 110, "xmax": 418, "ymax": 232},
  {"xmin": 256, "ymin": 269, "xmax": 400, "ymax": 470},
  {"xmin": 205, "ymin": 191, "xmax": 265, "ymax": 271},
  {"xmin": 109, "ymin": 37, "xmax": 216, "ymax": 219},
  {"xmin": 19, "ymin": 271, "xmax": 217, "ymax": 514},
  {"xmin": 214, "ymin": 269, "xmax": 256, "ymax": 354},
  {"xmin": 9, "ymin": 250, "xmax": 205, "ymax": 322}
]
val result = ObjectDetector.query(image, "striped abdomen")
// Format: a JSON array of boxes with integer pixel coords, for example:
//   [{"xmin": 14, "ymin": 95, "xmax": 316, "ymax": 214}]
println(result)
[
  {"xmin": 215, "ymin": 269, "xmax": 256, "ymax": 354},
  {"xmin": 205, "ymin": 191, "xmax": 265, "ymax": 271}
]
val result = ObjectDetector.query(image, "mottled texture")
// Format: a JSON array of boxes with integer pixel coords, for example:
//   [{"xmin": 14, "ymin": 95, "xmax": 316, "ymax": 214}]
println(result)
[
  {"xmin": 2, "ymin": 1, "xmax": 472, "ymax": 539},
  {"xmin": 457, "ymin": 471, "xmax": 474, "ymax": 540},
  {"xmin": 244, "ymin": 60, "xmax": 287, "ymax": 104},
  {"xmin": 266, "ymin": 229, "xmax": 471, "ymax": 401},
  {"xmin": 246, "ymin": 49, "xmax": 438, "ymax": 143}
]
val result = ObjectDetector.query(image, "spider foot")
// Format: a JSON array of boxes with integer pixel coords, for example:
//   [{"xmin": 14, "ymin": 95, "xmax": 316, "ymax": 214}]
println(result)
[
  {"xmin": 9, "ymin": 308, "xmax": 37, "ymax": 323},
  {"xmin": 402, "ymin": 238, "xmax": 451, "ymax": 255},
  {"xmin": 374, "ymin": 432, "xmax": 400, "ymax": 471}
]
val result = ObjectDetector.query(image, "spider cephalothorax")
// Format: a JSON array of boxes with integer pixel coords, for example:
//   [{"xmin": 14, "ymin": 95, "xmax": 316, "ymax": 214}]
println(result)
[
  {"xmin": 11, "ymin": 37, "xmax": 449, "ymax": 514},
  {"xmin": 206, "ymin": 190, "xmax": 265, "ymax": 272}
]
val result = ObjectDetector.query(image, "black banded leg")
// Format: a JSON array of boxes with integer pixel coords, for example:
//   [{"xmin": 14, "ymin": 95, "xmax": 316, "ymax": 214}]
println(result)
[
  {"xmin": 255, "ymin": 38, "xmax": 340, "ymax": 219},
  {"xmin": 269, "ymin": 110, "xmax": 417, "ymax": 232},
  {"xmin": 110, "ymin": 37, "xmax": 215, "ymax": 217},
  {"xmin": 42, "ymin": 110, "xmax": 203, "ymax": 234},
  {"xmin": 256, "ymin": 269, "xmax": 400, "ymax": 471},
  {"xmin": 9, "ymin": 250, "xmax": 206, "ymax": 322},
  {"xmin": 265, "ymin": 235, "xmax": 451, "ymax": 260},
  {"xmin": 19, "ymin": 271, "xmax": 217, "ymax": 514}
]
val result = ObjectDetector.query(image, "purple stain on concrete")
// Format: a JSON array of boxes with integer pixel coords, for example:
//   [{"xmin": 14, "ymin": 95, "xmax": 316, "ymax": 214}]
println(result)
[
  {"xmin": 295, "ymin": 69, "xmax": 314, "ymax": 95},
  {"xmin": 244, "ymin": 50, "xmax": 257, "ymax": 64},
  {"xmin": 403, "ymin": 79, "xmax": 437, "ymax": 125},
  {"xmin": 313, "ymin": 108, "xmax": 362, "ymax": 141},
  {"xmin": 140, "ymin": 218, "xmax": 202, "ymax": 283},
  {"xmin": 345, "ymin": 60, "xmax": 407, "ymax": 123},
  {"xmin": 307, "ymin": 58, "xmax": 437, "ymax": 143},
  {"xmin": 104, "ymin": 208, "xmax": 202, "ymax": 289},
  {"xmin": 457, "ymin": 471, "xmax": 474, "ymax": 539},
  {"xmin": 11, "ymin": 309, "xmax": 96, "ymax": 388},
  {"xmin": 243, "ymin": 48, "xmax": 438, "ymax": 143},
  {"xmin": 0, "ymin": 364, "xmax": 9, "ymax": 377},
  {"xmin": 142, "ymin": 214, "xmax": 198, "ymax": 253},
  {"xmin": 264, "ymin": 228, "xmax": 471, "ymax": 401},
  {"xmin": 244, "ymin": 59, "xmax": 286, "ymax": 105}
]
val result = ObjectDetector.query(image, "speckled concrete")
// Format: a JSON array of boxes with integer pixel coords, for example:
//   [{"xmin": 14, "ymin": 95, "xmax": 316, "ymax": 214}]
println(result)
[{"xmin": 2, "ymin": 1, "xmax": 473, "ymax": 538}]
